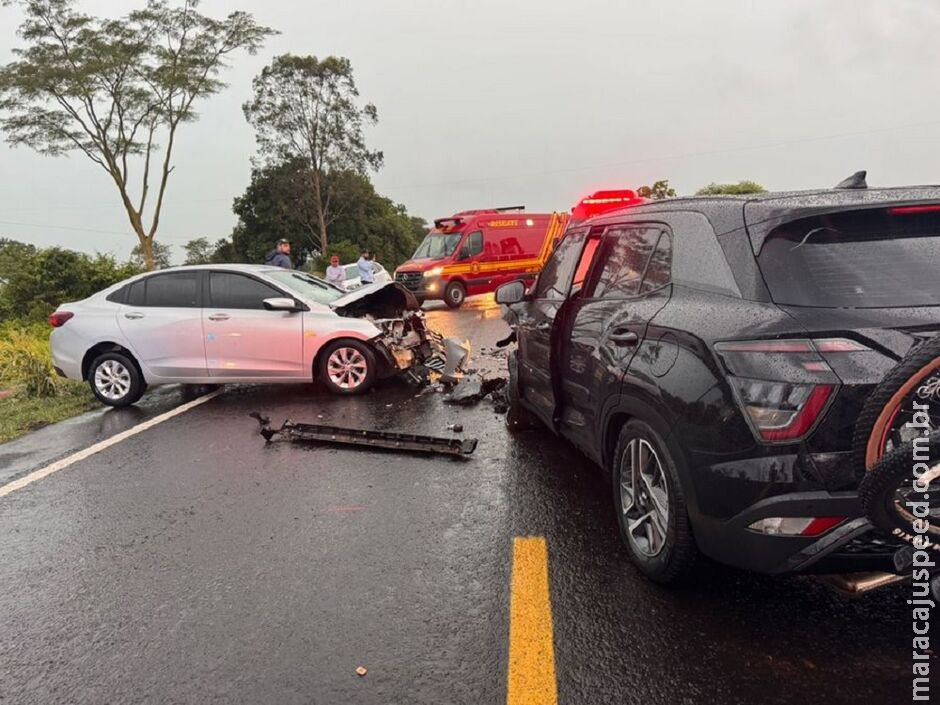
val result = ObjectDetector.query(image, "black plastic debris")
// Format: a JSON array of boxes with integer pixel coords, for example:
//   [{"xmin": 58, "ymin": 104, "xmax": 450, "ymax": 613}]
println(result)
[
  {"xmin": 444, "ymin": 373, "xmax": 508, "ymax": 406},
  {"xmin": 445, "ymin": 373, "xmax": 484, "ymax": 404},
  {"xmin": 250, "ymin": 412, "xmax": 477, "ymax": 457},
  {"xmin": 495, "ymin": 330, "xmax": 517, "ymax": 348},
  {"xmin": 444, "ymin": 372, "xmax": 506, "ymax": 406}
]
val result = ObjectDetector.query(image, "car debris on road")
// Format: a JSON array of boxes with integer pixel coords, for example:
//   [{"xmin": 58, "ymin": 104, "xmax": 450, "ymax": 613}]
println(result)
[
  {"xmin": 444, "ymin": 372, "xmax": 507, "ymax": 406},
  {"xmin": 250, "ymin": 413, "xmax": 478, "ymax": 457}
]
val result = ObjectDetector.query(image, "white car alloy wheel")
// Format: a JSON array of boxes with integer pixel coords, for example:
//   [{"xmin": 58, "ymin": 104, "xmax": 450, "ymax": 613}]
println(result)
[
  {"xmin": 94, "ymin": 359, "xmax": 133, "ymax": 401},
  {"xmin": 326, "ymin": 346, "xmax": 369, "ymax": 390},
  {"xmin": 619, "ymin": 438, "xmax": 670, "ymax": 558}
]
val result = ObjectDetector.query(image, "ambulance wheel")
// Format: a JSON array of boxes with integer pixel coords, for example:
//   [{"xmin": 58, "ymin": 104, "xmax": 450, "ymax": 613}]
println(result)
[{"xmin": 444, "ymin": 282, "xmax": 466, "ymax": 309}]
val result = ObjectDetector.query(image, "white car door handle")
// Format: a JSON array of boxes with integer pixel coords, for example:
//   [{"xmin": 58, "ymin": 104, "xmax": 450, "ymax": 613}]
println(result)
[
  {"xmin": 124, "ymin": 312, "xmax": 144, "ymax": 320},
  {"xmin": 208, "ymin": 313, "xmax": 229, "ymax": 321}
]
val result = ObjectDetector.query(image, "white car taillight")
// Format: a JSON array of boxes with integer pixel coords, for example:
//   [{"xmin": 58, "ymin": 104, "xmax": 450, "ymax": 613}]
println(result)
[
  {"xmin": 714, "ymin": 338, "xmax": 868, "ymax": 444},
  {"xmin": 49, "ymin": 311, "xmax": 74, "ymax": 328}
]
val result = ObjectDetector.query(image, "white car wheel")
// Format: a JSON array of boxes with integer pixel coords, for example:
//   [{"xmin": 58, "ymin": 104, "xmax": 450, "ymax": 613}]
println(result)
[
  {"xmin": 88, "ymin": 352, "xmax": 146, "ymax": 407},
  {"xmin": 318, "ymin": 340, "xmax": 377, "ymax": 395}
]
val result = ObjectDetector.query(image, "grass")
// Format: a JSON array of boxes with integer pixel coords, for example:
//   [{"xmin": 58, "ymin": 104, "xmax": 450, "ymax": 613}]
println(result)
[
  {"xmin": 0, "ymin": 382, "xmax": 98, "ymax": 444},
  {"xmin": 0, "ymin": 319, "xmax": 100, "ymax": 444}
]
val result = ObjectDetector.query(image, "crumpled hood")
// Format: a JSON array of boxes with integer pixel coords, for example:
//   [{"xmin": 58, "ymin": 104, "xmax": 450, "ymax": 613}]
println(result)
[{"xmin": 330, "ymin": 281, "xmax": 421, "ymax": 318}]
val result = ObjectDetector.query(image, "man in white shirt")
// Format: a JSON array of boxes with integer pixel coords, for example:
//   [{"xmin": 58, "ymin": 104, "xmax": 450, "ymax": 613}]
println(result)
[
  {"xmin": 325, "ymin": 255, "xmax": 345, "ymax": 287},
  {"xmin": 357, "ymin": 250, "xmax": 375, "ymax": 285}
]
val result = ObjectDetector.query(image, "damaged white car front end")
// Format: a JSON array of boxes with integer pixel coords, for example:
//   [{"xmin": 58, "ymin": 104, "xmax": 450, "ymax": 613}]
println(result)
[{"xmin": 330, "ymin": 281, "xmax": 470, "ymax": 385}]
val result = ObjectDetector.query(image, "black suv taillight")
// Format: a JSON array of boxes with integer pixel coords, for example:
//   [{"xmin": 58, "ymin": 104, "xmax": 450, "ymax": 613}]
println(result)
[{"xmin": 714, "ymin": 339, "xmax": 868, "ymax": 443}]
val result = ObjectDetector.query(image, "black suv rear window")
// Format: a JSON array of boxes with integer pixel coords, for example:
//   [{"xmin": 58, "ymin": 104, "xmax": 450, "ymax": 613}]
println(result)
[{"xmin": 757, "ymin": 208, "xmax": 940, "ymax": 308}]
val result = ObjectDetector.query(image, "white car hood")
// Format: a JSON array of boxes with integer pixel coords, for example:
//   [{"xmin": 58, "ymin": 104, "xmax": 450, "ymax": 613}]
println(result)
[{"xmin": 329, "ymin": 281, "xmax": 420, "ymax": 316}]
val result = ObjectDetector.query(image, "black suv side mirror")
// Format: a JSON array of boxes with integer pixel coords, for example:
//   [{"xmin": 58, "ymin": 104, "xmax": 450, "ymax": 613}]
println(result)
[{"xmin": 495, "ymin": 280, "xmax": 526, "ymax": 305}]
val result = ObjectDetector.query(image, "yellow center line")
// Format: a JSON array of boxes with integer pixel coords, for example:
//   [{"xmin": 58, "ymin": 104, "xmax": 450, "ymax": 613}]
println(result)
[{"xmin": 507, "ymin": 536, "xmax": 558, "ymax": 705}]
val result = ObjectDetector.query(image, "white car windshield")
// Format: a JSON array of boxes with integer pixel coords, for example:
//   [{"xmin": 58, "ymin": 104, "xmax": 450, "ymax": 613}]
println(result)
[{"xmin": 266, "ymin": 270, "xmax": 345, "ymax": 305}]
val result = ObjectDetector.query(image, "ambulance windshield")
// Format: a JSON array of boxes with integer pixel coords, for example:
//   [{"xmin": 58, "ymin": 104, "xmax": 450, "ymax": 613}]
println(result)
[{"xmin": 412, "ymin": 232, "xmax": 463, "ymax": 259}]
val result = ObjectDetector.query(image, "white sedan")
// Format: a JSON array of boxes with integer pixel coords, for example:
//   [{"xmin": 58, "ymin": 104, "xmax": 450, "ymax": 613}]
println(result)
[
  {"xmin": 339, "ymin": 261, "xmax": 391, "ymax": 291},
  {"xmin": 49, "ymin": 264, "xmax": 460, "ymax": 406}
]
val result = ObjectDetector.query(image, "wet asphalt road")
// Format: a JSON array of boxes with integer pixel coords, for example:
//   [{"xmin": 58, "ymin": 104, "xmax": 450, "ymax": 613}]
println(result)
[{"xmin": 0, "ymin": 297, "xmax": 915, "ymax": 704}]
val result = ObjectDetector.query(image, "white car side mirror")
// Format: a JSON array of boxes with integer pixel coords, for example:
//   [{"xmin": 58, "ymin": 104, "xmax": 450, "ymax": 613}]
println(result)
[{"xmin": 263, "ymin": 297, "xmax": 301, "ymax": 312}]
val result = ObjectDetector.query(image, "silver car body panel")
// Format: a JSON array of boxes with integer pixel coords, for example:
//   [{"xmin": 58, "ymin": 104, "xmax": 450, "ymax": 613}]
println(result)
[{"xmin": 50, "ymin": 264, "xmax": 466, "ymax": 388}]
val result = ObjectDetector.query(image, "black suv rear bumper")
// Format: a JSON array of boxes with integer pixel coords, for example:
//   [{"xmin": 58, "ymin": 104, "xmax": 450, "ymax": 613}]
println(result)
[{"xmin": 692, "ymin": 489, "xmax": 911, "ymax": 575}]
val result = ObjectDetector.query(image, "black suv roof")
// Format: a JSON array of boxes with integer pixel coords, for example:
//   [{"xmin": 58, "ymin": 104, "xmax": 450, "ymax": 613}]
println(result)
[{"xmin": 586, "ymin": 184, "xmax": 940, "ymax": 250}]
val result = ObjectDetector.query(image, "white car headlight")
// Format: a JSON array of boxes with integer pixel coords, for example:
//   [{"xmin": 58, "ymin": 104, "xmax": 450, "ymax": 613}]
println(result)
[{"xmin": 424, "ymin": 267, "xmax": 444, "ymax": 277}]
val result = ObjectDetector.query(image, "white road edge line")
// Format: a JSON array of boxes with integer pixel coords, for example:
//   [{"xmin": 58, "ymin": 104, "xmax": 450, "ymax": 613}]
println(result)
[{"xmin": 0, "ymin": 389, "xmax": 224, "ymax": 499}]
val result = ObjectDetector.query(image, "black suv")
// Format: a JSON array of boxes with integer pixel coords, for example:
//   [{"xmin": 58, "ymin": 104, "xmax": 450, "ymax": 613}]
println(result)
[{"xmin": 497, "ymin": 182, "xmax": 940, "ymax": 586}]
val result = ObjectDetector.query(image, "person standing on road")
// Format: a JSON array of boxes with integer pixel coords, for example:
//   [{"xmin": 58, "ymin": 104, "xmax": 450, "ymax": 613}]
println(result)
[
  {"xmin": 264, "ymin": 239, "xmax": 293, "ymax": 269},
  {"xmin": 325, "ymin": 255, "xmax": 345, "ymax": 287},
  {"xmin": 357, "ymin": 249, "xmax": 375, "ymax": 285}
]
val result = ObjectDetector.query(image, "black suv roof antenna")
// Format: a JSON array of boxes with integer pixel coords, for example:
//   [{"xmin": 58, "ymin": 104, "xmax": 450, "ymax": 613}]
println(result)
[{"xmin": 834, "ymin": 170, "xmax": 867, "ymax": 189}]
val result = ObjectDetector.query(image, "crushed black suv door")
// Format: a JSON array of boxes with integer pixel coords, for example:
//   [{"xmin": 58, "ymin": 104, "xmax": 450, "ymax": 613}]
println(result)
[
  {"xmin": 515, "ymin": 228, "xmax": 591, "ymax": 425},
  {"xmin": 559, "ymin": 224, "xmax": 673, "ymax": 461}
]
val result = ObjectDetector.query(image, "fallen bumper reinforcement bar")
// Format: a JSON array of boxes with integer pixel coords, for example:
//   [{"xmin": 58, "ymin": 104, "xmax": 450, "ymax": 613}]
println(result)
[{"xmin": 250, "ymin": 413, "xmax": 478, "ymax": 457}]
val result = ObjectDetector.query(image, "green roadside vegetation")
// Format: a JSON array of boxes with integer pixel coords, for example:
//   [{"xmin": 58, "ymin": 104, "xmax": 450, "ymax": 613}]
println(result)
[
  {"xmin": 0, "ymin": 320, "xmax": 99, "ymax": 443},
  {"xmin": 0, "ymin": 383, "xmax": 96, "ymax": 444}
]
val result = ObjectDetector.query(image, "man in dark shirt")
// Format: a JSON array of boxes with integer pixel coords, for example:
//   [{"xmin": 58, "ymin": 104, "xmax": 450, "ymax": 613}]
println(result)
[{"xmin": 264, "ymin": 239, "xmax": 292, "ymax": 269}]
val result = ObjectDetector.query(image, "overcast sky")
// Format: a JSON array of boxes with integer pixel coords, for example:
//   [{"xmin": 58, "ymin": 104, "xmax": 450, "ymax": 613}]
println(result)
[{"xmin": 1, "ymin": 0, "xmax": 939, "ymax": 262}]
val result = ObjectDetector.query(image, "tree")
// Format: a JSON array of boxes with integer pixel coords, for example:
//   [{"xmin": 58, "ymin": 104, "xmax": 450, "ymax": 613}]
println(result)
[
  {"xmin": 1, "ymin": 245, "xmax": 138, "ymax": 320},
  {"xmin": 409, "ymin": 216, "xmax": 429, "ymax": 243},
  {"xmin": 231, "ymin": 159, "xmax": 420, "ymax": 270},
  {"xmin": 637, "ymin": 180, "xmax": 676, "ymax": 200},
  {"xmin": 232, "ymin": 158, "xmax": 324, "ymax": 262},
  {"xmin": 131, "ymin": 240, "xmax": 172, "ymax": 268},
  {"xmin": 0, "ymin": 238, "xmax": 37, "ymax": 284},
  {"xmin": 695, "ymin": 180, "xmax": 766, "ymax": 196},
  {"xmin": 243, "ymin": 55, "xmax": 383, "ymax": 254},
  {"xmin": 183, "ymin": 236, "xmax": 236, "ymax": 264},
  {"xmin": 0, "ymin": 0, "xmax": 275, "ymax": 270}
]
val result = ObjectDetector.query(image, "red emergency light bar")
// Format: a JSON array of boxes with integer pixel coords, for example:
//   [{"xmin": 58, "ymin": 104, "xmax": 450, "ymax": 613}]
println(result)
[{"xmin": 571, "ymin": 189, "xmax": 648, "ymax": 220}]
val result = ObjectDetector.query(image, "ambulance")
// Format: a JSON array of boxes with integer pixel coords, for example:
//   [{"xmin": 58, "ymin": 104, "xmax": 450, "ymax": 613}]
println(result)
[
  {"xmin": 393, "ymin": 191, "xmax": 646, "ymax": 308},
  {"xmin": 393, "ymin": 207, "xmax": 568, "ymax": 308}
]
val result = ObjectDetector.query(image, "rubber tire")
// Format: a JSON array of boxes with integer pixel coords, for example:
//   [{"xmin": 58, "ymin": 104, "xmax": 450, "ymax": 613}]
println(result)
[
  {"xmin": 444, "ymin": 281, "xmax": 466, "ymax": 309},
  {"xmin": 317, "ymin": 339, "xmax": 378, "ymax": 396},
  {"xmin": 852, "ymin": 335, "xmax": 940, "ymax": 474},
  {"xmin": 505, "ymin": 350, "xmax": 538, "ymax": 431},
  {"xmin": 611, "ymin": 419, "xmax": 699, "ymax": 584},
  {"xmin": 858, "ymin": 431, "xmax": 940, "ymax": 538},
  {"xmin": 87, "ymin": 351, "xmax": 146, "ymax": 407}
]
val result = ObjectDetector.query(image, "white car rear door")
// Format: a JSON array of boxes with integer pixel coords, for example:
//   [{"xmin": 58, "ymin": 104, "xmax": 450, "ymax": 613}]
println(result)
[{"xmin": 117, "ymin": 270, "xmax": 207, "ymax": 379}]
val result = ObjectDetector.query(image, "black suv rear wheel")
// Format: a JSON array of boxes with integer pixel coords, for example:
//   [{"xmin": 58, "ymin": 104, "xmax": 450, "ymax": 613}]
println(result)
[{"xmin": 611, "ymin": 420, "xmax": 699, "ymax": 583}]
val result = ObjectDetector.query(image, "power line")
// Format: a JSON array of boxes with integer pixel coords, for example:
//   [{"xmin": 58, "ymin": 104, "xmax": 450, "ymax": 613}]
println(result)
[
  {"xmin": 2, "ymin": 118, "xmax": 937, "ymax": 232},
  {"xmin": 0, "ymin": 219, "xmax": 197, "ymax": 243}
]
